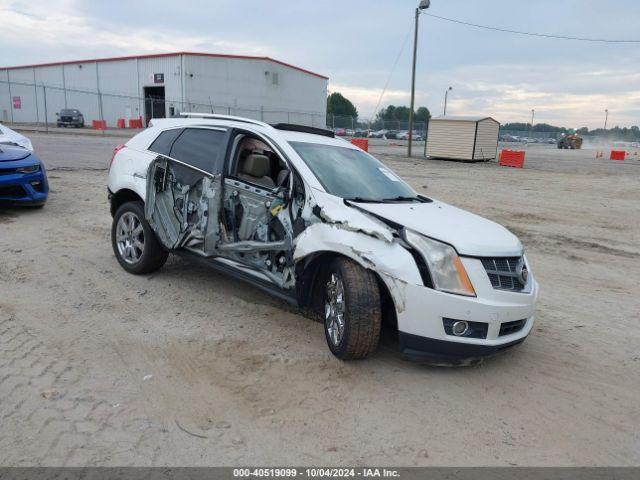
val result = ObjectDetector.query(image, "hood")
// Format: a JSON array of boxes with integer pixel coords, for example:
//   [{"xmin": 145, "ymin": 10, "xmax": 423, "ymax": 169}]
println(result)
[
  {"xmin": 353, "ymin": 199, "xmax": 523, "ymax": 257},
  {"xmin": 0, "ymin": 145, "xmax": 32, "ymax": 162},
  {"xmin": 0, "ymin": 124, "xmax": 34, "ymax": 152}
]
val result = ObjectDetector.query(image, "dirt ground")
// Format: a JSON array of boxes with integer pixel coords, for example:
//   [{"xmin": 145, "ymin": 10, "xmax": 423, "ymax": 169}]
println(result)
[{"xmin": 0, "ymin": 134, "xmax": 639, "ymax": 466}]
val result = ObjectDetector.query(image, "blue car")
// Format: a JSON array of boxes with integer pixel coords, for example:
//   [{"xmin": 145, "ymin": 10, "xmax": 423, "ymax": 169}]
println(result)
[{"xmin": 0, "ymin": 145, "xmax": 49, "ymax": 207}]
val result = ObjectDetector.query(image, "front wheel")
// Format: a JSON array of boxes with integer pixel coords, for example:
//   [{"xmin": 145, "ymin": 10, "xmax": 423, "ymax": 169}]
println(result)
[
  {"xmin": 323, "ymin": 257, "xmax": 382, "ymax": 360},
  {"xmin": 111, "ymin": 201, "xmax": 168, "ymax": 274}
]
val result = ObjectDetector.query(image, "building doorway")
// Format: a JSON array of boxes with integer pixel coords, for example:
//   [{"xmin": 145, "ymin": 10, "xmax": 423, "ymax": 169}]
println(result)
[{"xmin": 144, "ymin": 86, "xmax": 165, "ymax": 126}]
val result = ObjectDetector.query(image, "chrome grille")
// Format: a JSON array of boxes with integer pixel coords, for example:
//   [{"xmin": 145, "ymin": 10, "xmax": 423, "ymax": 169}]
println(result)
[{"xmin": 480, "ymin": 257, "xmax": 526, "ymax": 292}]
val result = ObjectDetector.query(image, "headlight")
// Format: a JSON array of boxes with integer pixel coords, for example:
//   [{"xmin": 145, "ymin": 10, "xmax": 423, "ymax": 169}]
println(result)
[
  {"xmin": 403, "ymin": 229, "xmax": 476, "ymax": 297},
  {"xmin": 16, "ymin": 164, "xmax": 40, "ymax": 174}
]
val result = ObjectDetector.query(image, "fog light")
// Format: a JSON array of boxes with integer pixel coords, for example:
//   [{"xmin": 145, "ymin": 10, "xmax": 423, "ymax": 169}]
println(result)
[{"xmin": 451, "ymin": 321, "xmax": 469, "ymax": 336}]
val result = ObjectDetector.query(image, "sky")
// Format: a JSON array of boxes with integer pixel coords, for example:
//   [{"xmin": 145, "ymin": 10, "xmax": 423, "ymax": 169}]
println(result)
[{"xmin": 1, "ymin": 0, "xmax": 639, "ymax": 129}]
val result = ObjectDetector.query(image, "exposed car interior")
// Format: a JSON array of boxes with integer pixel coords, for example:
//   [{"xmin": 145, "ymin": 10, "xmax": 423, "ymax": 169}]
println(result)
[
  {"xmin": 232, "ymin": 135, "xmax": 289, "ymax": 189},
  {"xmin": 145, "ymin": 129, "xmax": 299, "ymax": 290}
]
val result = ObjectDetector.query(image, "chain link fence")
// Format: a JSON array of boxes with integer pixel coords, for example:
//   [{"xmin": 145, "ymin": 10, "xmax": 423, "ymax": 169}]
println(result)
[
  {"xmin": 0, "ymin": 79, "xmax": 326, "ymax": 129},
  {"xmin": 326, "ymin": 113, "xmax": 428, "ymax": 137}
]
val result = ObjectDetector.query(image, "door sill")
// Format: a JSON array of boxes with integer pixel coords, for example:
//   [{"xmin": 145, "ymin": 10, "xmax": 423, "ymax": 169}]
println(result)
[{"xmin": 175, "ymin": 250, "xmax": 299, "ymax": 306}]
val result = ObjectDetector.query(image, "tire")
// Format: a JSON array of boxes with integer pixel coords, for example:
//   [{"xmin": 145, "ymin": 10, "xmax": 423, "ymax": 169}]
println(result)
[
  {"xmin": 111, "ymin": 201, "xmax": 168, "ymax": 275},
  {"xmin": 322, "ymin": 257, "xmax": 382, "ymax": 360}
]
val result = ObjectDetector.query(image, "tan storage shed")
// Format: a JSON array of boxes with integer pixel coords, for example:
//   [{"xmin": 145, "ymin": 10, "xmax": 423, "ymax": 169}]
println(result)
[{"xmin": 426, "ymin": 116, "xmax": 500, "ymax": 161}]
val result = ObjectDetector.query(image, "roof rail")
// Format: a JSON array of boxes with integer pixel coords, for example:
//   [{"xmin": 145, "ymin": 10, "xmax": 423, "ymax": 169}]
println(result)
[
  {"xmin": 271, "ymin": 123, "xmax": 335, "ymax": 138},
  {"xmin": 177, "ymin": 113, "xmax": 268, "ymax": 127}
]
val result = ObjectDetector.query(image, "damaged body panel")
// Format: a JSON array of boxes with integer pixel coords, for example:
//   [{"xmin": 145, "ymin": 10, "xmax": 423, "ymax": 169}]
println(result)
[
  {"xmin": 217, "ymin": 177, "xmax": 296, "ymax": 289},
  {"xmin": 145, "ymin": 156, "xmax": 221, "ymax": 255},
  {"xmin": 108, "ymin": 115, "xmax": 538, "ymax": 363}
]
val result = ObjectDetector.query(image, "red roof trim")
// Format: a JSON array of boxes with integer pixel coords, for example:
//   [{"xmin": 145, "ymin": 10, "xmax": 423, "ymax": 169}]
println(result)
[{"xmin": 0, "ymin": 51, "xmax": 329, "ymax": 80}]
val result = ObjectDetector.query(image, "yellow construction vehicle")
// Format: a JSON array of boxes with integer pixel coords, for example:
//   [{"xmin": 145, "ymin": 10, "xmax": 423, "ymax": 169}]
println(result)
[{"xmin": 557, "ymin": 133, "xmax": 583, "ymax": 149}]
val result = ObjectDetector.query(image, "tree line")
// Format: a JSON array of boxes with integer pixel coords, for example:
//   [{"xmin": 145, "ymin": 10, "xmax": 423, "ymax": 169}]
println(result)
[
  {"xmin": 328, "ymin": 92, "xmax": 640, "ymax": 139},
  {"xmin": 327, "ymin": 92, "xmax": 431, "ymax": 129},
  {"xmin": 502, "ymin": 122, "xmax": 640, "ymax": 140}
]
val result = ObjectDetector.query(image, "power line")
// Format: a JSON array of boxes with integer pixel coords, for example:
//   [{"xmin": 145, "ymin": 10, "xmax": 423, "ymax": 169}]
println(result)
[
  {"xmin": 371, "ymin": 19, "xmax": 414, "ymax": 121},
  {"xmin": 425, "ymin": 13, "xmax": 640, "ymax": 43}
]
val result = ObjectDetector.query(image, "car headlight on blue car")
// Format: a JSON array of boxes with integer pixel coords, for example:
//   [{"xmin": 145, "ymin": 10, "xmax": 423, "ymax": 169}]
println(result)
[
  {"xmin": 16, "ymin": 164, "xmax": 40, "ymax": 174},
  {"xmin": 403, "ymin": 229, "xmax": 476, "ymax": 297}
]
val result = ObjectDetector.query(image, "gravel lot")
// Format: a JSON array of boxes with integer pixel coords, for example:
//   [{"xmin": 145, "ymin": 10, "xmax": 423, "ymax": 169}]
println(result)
[{"xmin": 1, "ymin": 133, "xmax": 639, "ymax": 466}]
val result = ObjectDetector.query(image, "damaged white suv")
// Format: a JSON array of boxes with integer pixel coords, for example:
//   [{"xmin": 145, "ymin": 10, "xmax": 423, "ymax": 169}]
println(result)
[{"xmin": 108, "ymin": 114, "xmax": 538, "ymax": 363}]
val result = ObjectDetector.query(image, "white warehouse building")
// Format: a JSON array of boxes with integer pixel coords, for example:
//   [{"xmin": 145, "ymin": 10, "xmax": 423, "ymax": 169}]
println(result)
[{"xmin": 0, "ymin": 52, "xmax": 328, "ymax": 127}]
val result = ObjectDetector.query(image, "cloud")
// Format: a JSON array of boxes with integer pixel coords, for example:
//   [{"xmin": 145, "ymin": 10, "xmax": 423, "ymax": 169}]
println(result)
[
  {"xmin": 2, "ymin": 0, "xmax": 640, "ymax": 129},
  {"xmin": 0, "ymin": 2, "xmax": 271, "ymax": 65}
]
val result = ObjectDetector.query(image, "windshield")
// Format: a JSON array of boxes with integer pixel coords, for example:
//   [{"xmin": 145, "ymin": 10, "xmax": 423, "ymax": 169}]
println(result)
[
  {"xmin": 289, "ymin": 141, "xmax": 417, "ymax": 201},
  {"xmin": 61, "ymin": 109, "xmax": 79, "ymax": 115}
]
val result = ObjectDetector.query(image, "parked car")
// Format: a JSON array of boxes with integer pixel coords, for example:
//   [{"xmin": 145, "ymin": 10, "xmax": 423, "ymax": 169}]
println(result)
[
  {"xmin": 368, "ymin": 130, "xmax": 387, "ymax": 138},
  {"xmin": 396, "ymin": 131, "xmax": 424, "ymax": 141},
  {"xmin": 0, "ymin": 123, "xmax": 34, "ymax": 151},
  {"xmin": 108, "ymin": 114, "xmax": 538, "ymax": 363},
  {"xmin": 345, "ymin": 129, "xmax": 355, "ymax": 137},
  {"xmin": 56, "ymin": 109, "xmax": 85, "ymax": 128},
  {"xmin": 0, "ymin": 144, "xmax": 49, "ymax": 207},
  {"xmin": 385, "ymin": 130, "xmax": 400, "ymax": 140},
  {"xmin": 334, "ymin": 128, "xmax": 346, "ymax": 136}
]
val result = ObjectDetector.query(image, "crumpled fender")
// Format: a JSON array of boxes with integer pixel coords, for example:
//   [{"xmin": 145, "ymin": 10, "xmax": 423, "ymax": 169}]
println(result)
[
  {"xmin": 293, "ymin": 222, "xmax": 420, "ymax": 283},
  {"xmin": 293, "ymin": 223, "xmax": 421, "ymax": 315},
  {"xmin": 292, "ymin": 188, "xmax": 424, "ymax": 313}
]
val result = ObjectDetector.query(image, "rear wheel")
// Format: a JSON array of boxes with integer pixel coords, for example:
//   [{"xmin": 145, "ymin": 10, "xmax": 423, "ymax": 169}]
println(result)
[
  {"xmin": 323, "ymin": 257, "xmax": 382, "ymax": 360},
  {"xmin": 111, "ymin": 201, "xmax": 168, "ymax": 274}
]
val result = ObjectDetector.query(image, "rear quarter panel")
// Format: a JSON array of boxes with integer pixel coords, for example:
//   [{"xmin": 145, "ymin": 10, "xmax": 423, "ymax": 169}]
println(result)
[{"xmin": 107, "ymin": 146, "xmax": 157, "ymax": 202}]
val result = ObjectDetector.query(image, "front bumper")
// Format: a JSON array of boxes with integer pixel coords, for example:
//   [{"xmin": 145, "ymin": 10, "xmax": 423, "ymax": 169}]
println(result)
[
  {"xmin": 399, "ymin": 332, "xmax": 526, "ymax": 365},
  {"xmin": 382, "ymin": 256, "xmax": 538, "ymax": 364},
  {"xmin": 0, "ymin": 168, "xmax": 49, "ymax": 205}
]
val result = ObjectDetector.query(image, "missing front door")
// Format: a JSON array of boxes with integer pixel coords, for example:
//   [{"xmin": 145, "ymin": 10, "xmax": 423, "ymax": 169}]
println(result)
[{"xmin": 144, "ymin": 86, "xmax": 166, "ymax": 126}]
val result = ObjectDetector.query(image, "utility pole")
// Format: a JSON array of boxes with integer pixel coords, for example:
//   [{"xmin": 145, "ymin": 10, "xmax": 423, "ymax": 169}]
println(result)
[
  {"xmin": 407, "ymin": 0, "xmax": 430, "ymax": 158},
  {"xmin": 531, "ymin": 109, "xmax": 535, "ymax": 129},
  {"xmin": 443, "ymin": 86, "xmax": 452, "ymax": 116},
  {"xmin": 604, "ymin": 109, "xmax": 609, "ymax": 130},
  {"xmin": 530, "ymin": 109, "xmax": 535, "ymax": 140}
]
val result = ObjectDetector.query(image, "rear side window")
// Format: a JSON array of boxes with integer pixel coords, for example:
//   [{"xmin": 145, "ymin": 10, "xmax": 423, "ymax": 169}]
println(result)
[
  {"xmin": 149, "ymin": 128, "xmax": 183, "ymax": 156},
  {"xmin": 169, "ymin": 128, "xmax": 227, "ymax": 173}
]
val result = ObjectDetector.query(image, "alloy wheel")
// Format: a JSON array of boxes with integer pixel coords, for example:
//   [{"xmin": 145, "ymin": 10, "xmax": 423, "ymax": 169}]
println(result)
[
  {"xmin": 325, "ymin": 272, "xmax": 346, "ymax": 347},
  {"xmin": 115, "ymin": 212, "xmax": 145, "ymax": 264}
]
